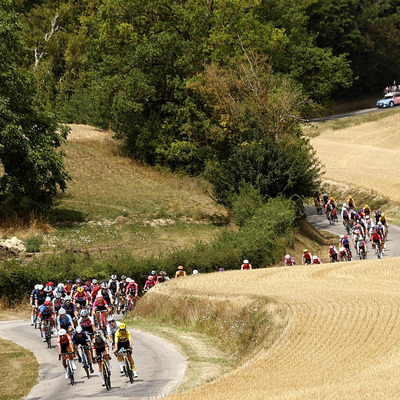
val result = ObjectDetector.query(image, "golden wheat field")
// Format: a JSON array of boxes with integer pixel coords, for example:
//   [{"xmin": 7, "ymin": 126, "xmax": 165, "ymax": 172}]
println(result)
[
  {"xmin": 160, "ymin": 259, "xmax": 400, "ymax": 400},
  {"xmin": 309, "ymin": 111, "xmax": 400, "ymax": 202}
]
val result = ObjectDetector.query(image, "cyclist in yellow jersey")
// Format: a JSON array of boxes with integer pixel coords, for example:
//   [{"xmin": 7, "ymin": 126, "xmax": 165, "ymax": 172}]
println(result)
[
  {"xmin": 175, "ymin": 265, "xmax": 187, "ymax": 278},
  {"xmin": 114, "ymin": 323, "xmax": 138, "ymax": 377}
]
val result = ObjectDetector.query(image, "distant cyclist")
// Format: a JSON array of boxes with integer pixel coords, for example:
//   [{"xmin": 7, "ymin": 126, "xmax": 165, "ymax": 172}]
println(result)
[
  {"xmin": 175, "ymin": 265, "xmax": 187, "ymax": 277},
  {"xmin": 240, "ymin": 259, "xmax": 252, "ymax": 270},
  {"xmin": 284, "ymin": 254, "xmax": 296, "ymax": 266},
  {"xmin": 312, "ymin": 255, "xmax": 322, "ymax": 264},
  {"xmin": 302, "ymin": 249, "xmax": 312, "ymax": 265}
]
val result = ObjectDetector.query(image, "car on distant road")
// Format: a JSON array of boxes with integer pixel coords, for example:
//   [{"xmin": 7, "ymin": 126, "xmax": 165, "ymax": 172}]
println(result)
[{"xmin": 376, "ymin": 92, "xmax": 400, "ymax": 108}]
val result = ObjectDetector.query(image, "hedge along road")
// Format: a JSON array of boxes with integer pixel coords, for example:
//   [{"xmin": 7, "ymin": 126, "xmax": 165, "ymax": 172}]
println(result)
[
  {"xmin": 0, "ymin": 321, "xmax": 186, "ymax": 400},
  {"xmin": 305, "ymin": 205, "xmax": 400, "ymax": 259}
]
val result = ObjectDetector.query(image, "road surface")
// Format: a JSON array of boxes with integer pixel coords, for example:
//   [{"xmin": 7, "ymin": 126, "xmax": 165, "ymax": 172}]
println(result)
[
  {"xmin": 0, "ymin": 321, "xmax": 186, "ymax": 400},
  {"xmin": 305, "ymin": 205, "xmax": 400, "ymax": 258}
]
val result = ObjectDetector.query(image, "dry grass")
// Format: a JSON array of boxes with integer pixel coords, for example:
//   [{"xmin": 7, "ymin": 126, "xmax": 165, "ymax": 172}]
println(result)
[
  {"xmin": 157, "ymin": 257, "xmax": 400, "ymax": 399},
  {"xmin": 305, "ymin": 109, "xmax": 400, "ymax": 202},
  {"xmin": 0, "ymin": 339, "xmax": 38, "ymax": 399},
  {"xmin": 0, "ymin": 302, "xmax": 30, "ymax": 321}
]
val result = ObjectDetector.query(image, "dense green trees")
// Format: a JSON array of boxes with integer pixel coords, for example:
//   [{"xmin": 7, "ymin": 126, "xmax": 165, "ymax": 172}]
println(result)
[
  {"xmin": 0, "ymin": 0, "xmax": 69, "ymax": 211},
  {"xmin": 4, "ymin": 0, "xmax": 400, "ymax": 210}
]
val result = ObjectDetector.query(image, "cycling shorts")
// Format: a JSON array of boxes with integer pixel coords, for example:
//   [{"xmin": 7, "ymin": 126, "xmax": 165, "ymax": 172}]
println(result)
[
  {"xmin": 304, "ymin": 259, "xmax": 311, "ymax": 265},
  {"xmin": 40, "ymin": 314, "xmax": 53, "ymax": 322},
  {"xmin": 373, "ymin": 239, "xmax": 381, "ymax": 245},
  {"xmin": 93, "ymin": 346, "xmax": 106, "ymax": 358},
  {"xmin": 60, "ymin": 323, "xmax": 72, "ymax": 330},
  {"xmin": 117, "ymin": 341, "xmax": 130, "ymax": 351},
  {"xmin": 76, "ymin": 299, "xmax": 87, "ymax": 307},
  {"xmin": 82, "ymin": 325, "xmax": 94, "ymax": 335},
  {"xmin": 60, "ymin": 342, "xmax": 71, "ymax": 354}
]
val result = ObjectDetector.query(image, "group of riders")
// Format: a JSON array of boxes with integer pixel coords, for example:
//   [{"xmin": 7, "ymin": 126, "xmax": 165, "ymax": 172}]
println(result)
[
  {"xmin": 29, "ymin": 274, "xmax": 155, "ymax": 386},
  {"xmin": 285, "ymin": 194, "xmax": 389, "ymax": 264}
]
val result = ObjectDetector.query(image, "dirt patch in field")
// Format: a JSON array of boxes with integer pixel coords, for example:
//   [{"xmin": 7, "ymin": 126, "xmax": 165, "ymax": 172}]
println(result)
[{"xmin": 67, "ymin": 124, "xmax": 113, "ymax": 142}]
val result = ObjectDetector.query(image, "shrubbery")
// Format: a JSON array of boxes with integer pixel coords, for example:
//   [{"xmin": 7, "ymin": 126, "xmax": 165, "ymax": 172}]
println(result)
[{"xmin": 0, "ymin": 192, "xmax": 297, "ymax": 304}]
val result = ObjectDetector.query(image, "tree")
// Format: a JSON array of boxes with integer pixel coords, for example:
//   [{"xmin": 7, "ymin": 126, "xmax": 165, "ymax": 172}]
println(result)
[{"xmin": 0, "ymin": 0, "xmax": 70, "ymax": 212}]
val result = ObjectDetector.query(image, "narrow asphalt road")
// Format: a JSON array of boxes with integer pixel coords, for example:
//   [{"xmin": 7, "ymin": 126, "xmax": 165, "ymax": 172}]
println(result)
[
  {"xmin": 305, "ymin": 205, "xmax": 400, "ymax": 259},
  {"xmin": 0, "ymin": 320, "xmax": 186, "ymax": 400}
]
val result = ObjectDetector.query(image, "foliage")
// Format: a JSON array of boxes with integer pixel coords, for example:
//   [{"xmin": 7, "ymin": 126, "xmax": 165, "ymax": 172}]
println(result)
[
  {"xmin": 208, "ymin": 138, "xmax": 322, "ymax": 207},
  {"xmin": 0, "ymin": 0, "xmax": 70, "ymax": 212},
  {"xmin": 24, "ymin": 236, "xmax": 44, "ymax": 252},
  {"xmin": 0, "ymin": 197, "xmax": 296, "ymax": 304}
]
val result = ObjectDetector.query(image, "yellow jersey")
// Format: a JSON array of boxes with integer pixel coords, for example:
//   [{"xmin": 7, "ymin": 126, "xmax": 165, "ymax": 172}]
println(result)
[{"xmin": 115, "ymin": 328, "xmax": 132, "ymax": 343}]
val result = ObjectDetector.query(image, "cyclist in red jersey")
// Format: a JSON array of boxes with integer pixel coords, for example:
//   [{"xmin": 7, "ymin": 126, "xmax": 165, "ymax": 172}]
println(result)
[
  {"xmin": 58, "ymin": 328, "xmax": 77, "ymax": 379},
  {"xmin": 241, "ymin": 259, "xmax": 252, "ymax": 270}
]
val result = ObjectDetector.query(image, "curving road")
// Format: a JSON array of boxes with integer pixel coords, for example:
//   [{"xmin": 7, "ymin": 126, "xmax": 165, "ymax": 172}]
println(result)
[
  {"xmin": 305, "ymin": 205, "xmax": 400, "ymax": 258},
  {"xmin": 0, "ymin": 320, "xmax": 186, "ymax": 400}
]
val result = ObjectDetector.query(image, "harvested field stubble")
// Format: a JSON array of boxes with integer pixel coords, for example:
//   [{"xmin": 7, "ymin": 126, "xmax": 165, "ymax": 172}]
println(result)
[
  {"xmin": 309, "ymin": 112, "xmax": 400, "ymax": 202},
  {"xmin": 162, "ymin": 259, "xmax": 400, "ymax": 399}
]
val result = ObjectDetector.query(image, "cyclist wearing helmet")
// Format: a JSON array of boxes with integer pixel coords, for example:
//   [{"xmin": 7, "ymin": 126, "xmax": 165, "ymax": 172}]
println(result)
[
  {"xmin": 73, "ymin": 286, "xmax": 91, "ymax": 309},
  {"xmin": 328, "ymin": 245, "xmax": 338, "ymax": 262},
  {"xmin": 72, "ymin": 326, "xmax": 94, "ymax": 373},
  {"xmin": 38, "ymin": 300, "xmax": 55, "ymax": 341},
  {"xmin": 356, "ymin": 237, "xmax": 367, "ymax": 258},
  {"xmin": 363, "ymin": 204, "xmax": 371, "ymax": 216},
  {"xmin": 34, "ymin": 285, "xmax": 47, "ymax": 309},
  {"xmin": 126, "ymin": 279, "xmax": 138, "ymax": 310},
  {"xmin": 64, "ymin": 279, "xmax": 73, "ymax": 296},
  {"xmin": 99, "ymin": 282, "xmax": 113, "ymax": 309},
  {"xmin": 91, "ymin": 279, "xmax": 101, "ymax": 298},
  {"xmin": 61, "ymin": 296, "xmax": 78, "ymax": 325},
  {"xmin": 30, "ymin": 284, "xmax": 40, "ymax": 325},
  {"xmin": 284, "ymin": 254, "xmax": 296, "ymax": 266},
  {"xmin": 302, "ymin": 249, "xmax": 312, "ymax": 265},
  {"xmin": 52, "ymin": 292, "xmax": 63, "ymax": 315},
  {"xmin": 143, "ymin": 276, "xmax": 156, "ymax": 293},
  {"xmin": 322, "ymin": 193, "xmax": 329, "ymax": 206},
  {"xmin": 338, "ymin": 247, "xmax": 348, "ymax": 262},
  {"xmin": 72, "ymin": 278, "xmax": 82, "ymax": 293},
  {"xmin": 108, "ymin": 274, "xmax": 119, "ymax": 297},
  {"xmin": 92, "ymin": 294, "xmax": 111, "ymax": 327},
  {"xmin": 58, "ymin": 328, "xmax": 77, "ymax": 379},
  {"xmin": 57, "ymin": 308, "xmax": 74, "ymax": 333},
  {"xmin": 240, "ymin": 260, "xmax": 252, "ymax": 270},
  {"xmin": 157, "ymin": 271, "xmax": 169, "ymax": 283},
  {"xmin": 150, "ymin": 270, "xmax": 158, "ymax": 282},
  {"xmin": 92, "ymin": 331, "xmax": 111, "ymax": 386},
  {"xmin": 114, "ymin": 323, "xmax": 138, "ymax": 378},
  {"xmin": 346, "ymin": 196, "xmax": 356, "ymax": 210},
  {"xmin": 312, "ymin": 255, "xmax": 322, "ymax": 264},
  {"xmin": 44, "ymin": 284, "xmax": 54, "ymax": 300},
  {"xmin": 106, "ymin": 316, "xmax": 121, "ymax": 345},
  {"xmin": 175, "ymin": 265, "xmax": 187, "ymax": 277},
  {"xmin": 78, "ymin": 309, "xmax": 96, "ymax": 336}
]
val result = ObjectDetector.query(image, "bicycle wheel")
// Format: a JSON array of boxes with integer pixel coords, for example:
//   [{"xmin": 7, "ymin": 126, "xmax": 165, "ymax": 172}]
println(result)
[
  {"xmin": 125, "ymin": 358, "xmax": 134, "ymax": 383},
  {"xmin": 81, "ymin": 348, "xmax": 90, "ymax": 379},
  {"xmin": 103, "ymin": 362, "xmax": 111, "ymax": 391},
  {"xmin": 46, "ymin": 324, "xmax": 52, "ymax": 349},
  {"xmin": 67, "ymin": 360, "xmax": 74, "ymax": 386}
]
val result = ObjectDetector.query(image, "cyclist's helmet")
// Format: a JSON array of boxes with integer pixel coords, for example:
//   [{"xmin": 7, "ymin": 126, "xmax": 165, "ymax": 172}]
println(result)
[
  {"xmin": 151, "ymin": 270, "xmax": 156, "ymax": 276},
  {"xmin": 101, "ymin": 281, "xmax": 108, "ymax": 289},
  {"xmin": 94, "ymin": 332, "xmax": 103, "ymax": 341},
  {"xmin": 45, "ymin": 296, "xmax": 52, "ymax": 302},
  {"xmin": 85, "ymin": 281, "xmax": 91, "ymax": 286},
  {"xmin": 55, "ymin": 292, "xmax": 62, "ymax": 299},
  {"xmin": 34, "ymin": 284, "xmax": 40, "ymax": 290},
  {"xmin": 330, "ymin": 197, "xmax": 334, "ymax": 200},
  {"xmin": 111, "ymin": 274, "xmax": 117, "ymax": 280},
  {"xmin": 285, "ymin": 254, "xmax": 291, "ymax": 260},
  {"xmin": 343, "ymin": 203, "xmax": 347, "ymax": 207},
  {"xmin": 130, "ymin": 279, "xmax": 135, "ymax": 283},
  {"xmin": 219, "ymin": 268, "xmax": 225, "ymax": 271},
  {"xmin": 47, "ymin": 281, "xmax": 54, "ymax": 287},
  {"xmin": 340, "ymin": 234, "xmax": 344, "ymax": 239},
  {"xmin": 344, "ymin": 235, "xmax": 348, "ymax": 239},
  {"xmin": 148, "ymin": 276, "xmax": 153, "ymax": 281},
  {"xmin": 365, "ymin": 204, "xmax": 369, "ymax": 208},
  {"xmin": 303, "ymin": 249, "xmax": 308, "ymax": 253},
  {"xmin": 358, "ymin": 237, "xmax": 364, "ymax": 242},
  {"xmin": 59, "ymin": 329, "xmax": 67, "ymax": 336},
  {"xmin": 75, "ymin": 278, "xmax": 82, "ymax": 284},
  {"xmin": 119, "ymin": 323, "xmax": 126, "ymax": 330},
  {"xmin": 64, "ymin": 296, "xmax": 72, "ymax": 301},
  {"xmin": 75, "ymin": 326, "xmax": 83, "ymax": 334},
  {"xmin": 57, "ymin": 283, "xmax": 65, "ymax": 289},
  {"xmin": 92, "ymin": 279, "xmax": 98, "ymax": 284},
  {"xmin": 193, "ymin": 269, "xmax": 199, "ymax": 275},
  {"xmin": 312, "ymin": 255, "xmax": 318, "ymax": 260},
  {"xmin": 178, "ymin": 265, "xmax": 184, "ymax": 270},
  {"xmin": 44, "ymin": 301, "xmax": 52, "ymax": 307},
  {"xmin": 121, "ymin": 275, "xmax": 126, "ymax": 280},
  {"xmin": 243, "ymin": 259, "xmax": 249, "ymax": 264},
  {"xmin": 126, "ymin": 278, "xmax": 131, "ymax": 283},
  {"xmin": 80, "ymin": 310, "xmax": 88, "ymax": 317},
  {"xmin": 329, "ymin": 245, "xmax": 333, "ymax": 248},
  {"xmin": 339, "ymin": 247, "xmax": 345, "ymax": 252},
  {"xmin": 378, "ymin": 222, "xmax": 382, "ymax": 225},
  {"xmin": 77, "ymin": 287, "xmax": 84, "ymax": 293},
  {"xmin": 349, "ymin": 196, "xmax": 352, "ymax": 199},
  {"xmin": 96, "ymin": 294, "xmax": 103, "ymax": 300},
  {"xmin": 38, "ymin": 284, "xmax": 44, "ymax": 291},
  {"xmin": 159, "ymin": 271, "xmax": 166, "ymax": 276},
  {"xmin": 58, "ymin": 308, "xmax": 66, "ymax": 315},
  {"xmin": 381, "ymin": 213, "xmax": 385, "ymax": 217},
  {"xmin": 66, "ymin": 279, "xmax": 72, "ymax": 284}
]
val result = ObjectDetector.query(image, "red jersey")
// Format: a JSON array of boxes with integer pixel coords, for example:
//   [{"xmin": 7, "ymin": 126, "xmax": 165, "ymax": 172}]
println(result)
[{"xmin": 241, "ymin": 263, "xmax": 252, "ymax": 270}]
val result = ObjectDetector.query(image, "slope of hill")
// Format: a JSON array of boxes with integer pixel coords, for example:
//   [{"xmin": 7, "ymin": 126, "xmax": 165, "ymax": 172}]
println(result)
[
  {"xmin": 143, "ymin": 258, "xmax": 400, "ymax": 400},
  {"xmin": 307, "ymin": 109, "xmax": 400, "ymax": 202}
]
